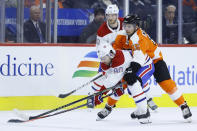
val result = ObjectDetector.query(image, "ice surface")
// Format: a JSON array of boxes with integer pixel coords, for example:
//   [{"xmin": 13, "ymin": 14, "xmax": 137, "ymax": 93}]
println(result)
[{"xmin": 0, "ymin": 107, "xmax": 197, "ymax": 131}]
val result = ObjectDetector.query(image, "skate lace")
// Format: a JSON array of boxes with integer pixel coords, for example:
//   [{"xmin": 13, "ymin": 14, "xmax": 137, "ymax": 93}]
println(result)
[
  {"xmin": 101, "ymin": 108, "xmax": 110, "ymax": 116},
  {"xmin": 182, "ymin": 108, "xmax": 190, "ymax": 115}
]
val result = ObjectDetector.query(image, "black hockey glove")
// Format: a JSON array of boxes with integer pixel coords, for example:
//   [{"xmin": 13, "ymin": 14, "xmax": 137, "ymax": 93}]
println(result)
[
  {"xmin": 123, "ymin": 62, "xmax": 142, "ymax": 86},
  {"xmin": 126, "ymin": 62, "xmax": 142, "ymax": 73},
  {"xmin": 123, "ymin": 72, "xmax": 138, "ymax": 85}
]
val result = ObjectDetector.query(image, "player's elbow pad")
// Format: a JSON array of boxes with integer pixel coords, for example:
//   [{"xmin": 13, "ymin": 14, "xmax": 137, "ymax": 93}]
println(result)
[{"xmin": 128, "ymin": 62, "xmax": 141, "ymax": 73}]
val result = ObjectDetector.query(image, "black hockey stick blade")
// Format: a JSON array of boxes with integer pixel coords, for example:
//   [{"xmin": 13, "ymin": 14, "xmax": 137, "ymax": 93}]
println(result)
[
  {"xmin": 58, "ymin": 90, "xmax": 75, "ymax": 98},
  {"xmin": 58, "ymin": 73, "xmax": 103, "ymax": 99},
  {"xmin": 8, "ymin": 119, "xmax": 26, "ymax": 123}
]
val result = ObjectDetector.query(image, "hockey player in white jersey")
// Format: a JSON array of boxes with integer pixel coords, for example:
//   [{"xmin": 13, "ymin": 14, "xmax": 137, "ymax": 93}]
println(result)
[
  {"xmin": 96, "ymin": 4, "xmax": 124, "ymax": 46},
  {"xmin": 87, "ymin": 41, "xmax": 154, "ymax": 124},
  {"xmin": 94, "ymin": 4, "xmax": 158, "ymax": 112}
]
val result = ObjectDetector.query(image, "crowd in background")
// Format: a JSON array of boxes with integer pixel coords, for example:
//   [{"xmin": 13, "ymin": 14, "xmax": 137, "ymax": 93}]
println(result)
[{"xmin": 4, "ymin": 0, "xmax": 197, "ymax": 44}]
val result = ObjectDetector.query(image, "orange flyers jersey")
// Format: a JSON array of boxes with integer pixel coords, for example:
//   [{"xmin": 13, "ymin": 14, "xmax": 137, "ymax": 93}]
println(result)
[{"xmin": 113, "ymin": 28, "xmax": 163, "ymax": 63}]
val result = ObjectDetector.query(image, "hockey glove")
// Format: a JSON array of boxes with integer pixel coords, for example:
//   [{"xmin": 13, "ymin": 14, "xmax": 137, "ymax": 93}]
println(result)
[
  {"xmin": 123, "ymin": 72, "xmax": 138, "ymax": 85},
  {"xmin": 126, "ymin": 62, "xmax": 141, "ymax": 73},
  {"xmin": 87, "ymin": 84, "xmax": 108, "ymax": 108},
  {"xmin": 91, "ymin": 83, "xmax": 108, "ymax": 95},
  {"xmin": 124, "ymin": 62, "xmax": 142, "ymax": 85},
  {"xmin": 87, "ymin": 94, "xmax": 103, "ymax": 108},
  {"xmin": 113, "ymin": 84, "xmax": 124, "ymax": 97}
]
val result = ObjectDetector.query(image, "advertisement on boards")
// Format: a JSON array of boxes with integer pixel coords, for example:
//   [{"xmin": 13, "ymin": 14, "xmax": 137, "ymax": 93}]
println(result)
[{"xmin": 0, "ymin": 46, "xmax": 197, "ymax": 97}]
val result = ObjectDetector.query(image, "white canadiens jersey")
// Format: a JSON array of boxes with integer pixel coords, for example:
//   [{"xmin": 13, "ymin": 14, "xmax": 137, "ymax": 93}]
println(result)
[
  {"xmin": 100, "ymin": 50, "xmax": 132, "ymax": 88},
  {"xmin": 96, "ymin": 18, "xmax": 124, "ymax": 45}
]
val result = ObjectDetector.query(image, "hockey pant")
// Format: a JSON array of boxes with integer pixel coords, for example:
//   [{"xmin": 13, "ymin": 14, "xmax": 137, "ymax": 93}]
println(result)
[
  {"xmin": 92, "ymin": 63, "xmax": 155, "ymax": 107},
  {"xmin": 120, "ymin": 63, "xmax": 155, "ymax": 98}
]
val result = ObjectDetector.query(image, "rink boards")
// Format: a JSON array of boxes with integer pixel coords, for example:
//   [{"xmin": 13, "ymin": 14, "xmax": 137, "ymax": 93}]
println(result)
[{"xmin": 0, "ymin": 44, "xmax": 197, "ymax": 110}]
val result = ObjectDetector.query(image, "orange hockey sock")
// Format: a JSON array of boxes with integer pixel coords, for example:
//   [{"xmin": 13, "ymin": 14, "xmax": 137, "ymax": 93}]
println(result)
[
  {"xmin": 159, "ymin": 79, "xmax": 177, "ymax": 94},
  {"xmin": 159, "ymin": 79, "xmax": 185, "ymax": 106},
  {"xmin": 174, "ymin": 95, "xmax": 185, "ymax": 106},
  {"xmin": 107, "ymin": 96, "xmax": 118, "ymax": 107}
]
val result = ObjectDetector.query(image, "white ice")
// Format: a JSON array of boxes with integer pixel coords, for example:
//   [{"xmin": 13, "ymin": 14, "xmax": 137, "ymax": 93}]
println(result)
[{"xmin": 0, "ymin": 107, "xmax": 197, "ymax": 131}]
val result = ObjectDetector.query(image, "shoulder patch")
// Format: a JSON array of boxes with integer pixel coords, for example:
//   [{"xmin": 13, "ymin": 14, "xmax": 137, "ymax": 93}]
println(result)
[
  {"xmin": 97, "ymin": 22, "xmax": 112, "ymax": 37},
  {"xmin": 111, "ymin": 50, "xmax": 125, "ymax": 68}
]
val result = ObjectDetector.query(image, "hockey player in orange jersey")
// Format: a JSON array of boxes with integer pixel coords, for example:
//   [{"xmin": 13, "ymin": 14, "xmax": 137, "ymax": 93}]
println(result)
[
  {"xmin": 112, "ymin": 14, "xmax": 192, "ymax": 121},
  {"xmin": 93, "ymin": 5, "xmax": 157, "ymax": 118}
]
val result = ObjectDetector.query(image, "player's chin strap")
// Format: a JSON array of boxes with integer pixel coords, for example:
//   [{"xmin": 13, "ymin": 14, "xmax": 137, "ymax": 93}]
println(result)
[{"xmin": 8, "ymin": 83, "xmax": 121, "ymax": 123}]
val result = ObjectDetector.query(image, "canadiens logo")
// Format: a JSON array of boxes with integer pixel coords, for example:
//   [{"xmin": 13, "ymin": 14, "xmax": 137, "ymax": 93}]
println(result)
[{"xmin": 114, "ymin": 67, "xmax": 123, "ymax": 73}]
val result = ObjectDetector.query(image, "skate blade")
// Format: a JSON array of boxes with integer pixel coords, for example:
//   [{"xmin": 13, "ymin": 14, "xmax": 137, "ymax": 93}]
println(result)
[
  {"xmin": 149, "ymin": 106, "xmax": 158, "ymax": 112},
  {"xmin": 140, "ymin": 121, "xmax": 152, "ymax": 124},
  {"xmin": 139, "ymin": 117, "xmax": 152, "ymax": 124},
  {"xmin": 139, "ymin": 120, "xmax": 152, "ymax": 124},
  {"xmin": 96, "ymin": 117, "xmax": 102, "ymax": 121},
  {"xmin": 150, "ymin": 108, "xmax": 158, "ymax": 113},
  {"xmin": 185, "ymin": 117, "xmax": 192, "ymax": 123}
]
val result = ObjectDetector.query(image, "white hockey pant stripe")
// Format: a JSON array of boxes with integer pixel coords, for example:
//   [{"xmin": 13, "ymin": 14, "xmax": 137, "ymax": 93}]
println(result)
[
  {"xmin": 143, "ymin": 82, "xmax": 151, "ymax": 99},
  {"xmin": 128, "ymin": 81, "xmax": 148, "ymax": 115}
]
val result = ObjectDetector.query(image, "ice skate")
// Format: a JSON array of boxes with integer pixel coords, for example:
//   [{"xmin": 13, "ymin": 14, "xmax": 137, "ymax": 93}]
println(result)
[
  {"xmin": 137, "ymin": 109, "xmax": 151, "ymax": 124},
  {"xmin": 180, "ymin": 102, "xmax": 192, "ymax": 122},
  {"xmin": 130, "ymin": 111, "xmax": 137, "ymax": 119},
  {"xmin": 130, "ymin": 109, "xmax": 151, "ymax": 124},
  {"xmin": 147, "ymin": 98, "xmax": 158, "ymax": 111},
  {"xmin": 96, "ymin": 104, "xmax": 112, "ymax": 121}
]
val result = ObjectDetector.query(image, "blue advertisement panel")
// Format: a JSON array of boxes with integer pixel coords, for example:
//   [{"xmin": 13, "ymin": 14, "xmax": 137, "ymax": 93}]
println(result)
[{"xmin": 5, "ymin": 8, "xmax": 123, "ymax": 36}]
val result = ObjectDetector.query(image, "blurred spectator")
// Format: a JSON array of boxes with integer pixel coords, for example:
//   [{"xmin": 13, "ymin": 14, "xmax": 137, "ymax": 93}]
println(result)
[
  {"xmin": 129, "ymin": 0, "xmax": 153, "ymax": 20},
  {"xmin": 91, "ymin": 0, "xmax": 123, "ymax": 9},
  {"xmin": 184, "ymin": 23, "xmax": 197, "ymax": 44},
  {"xmin": 60, "ymin": 0, "xmax": 122, "ymax": 9},
  {"xmin": 5, "ymin": 0, "xmax": 17, "ymax": 7},
  {"xmin": 129, "ymin": 0, "xmax": 155, "ymax": 40},
  {"xmin": 58, "ymin": 0, "xmax": 66, "ymax": 8},
  {"xmin": 79, "ymin": 8, "xmax": 105, "ymax": 43},
  {"xmin": 183, "ymin": 0, "xmax": 197, "ymax": 11},
  {"xmin": 164, "ymin": 5, "xmax": 176, "ymax": 25},
  {"xmin": 24, "ymin": 5, "xmax": 46, "ymax": 43},
  {"xmin": 163, "ymin": 5, "xmax": 178, "ymax": 44},
  {"xmin": 188, "ymin": 27, "xmax": 197, "ymax": 44},
  {"xmin": 183, "ymin": 0, "xmax": 197, "ymax": 23},
  {"xmin": 25, "ymin": 0, "xmax": 45, "ymax": 8},
  {"xmin": 34, "ymin": 0, "xmax": 65, "ymax": 8},
  {"xmin": 25, "ymin": 0, "xmax": 36, "ymax": 8}
]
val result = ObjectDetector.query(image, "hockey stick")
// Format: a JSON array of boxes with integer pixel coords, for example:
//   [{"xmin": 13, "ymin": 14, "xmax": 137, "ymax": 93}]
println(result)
[
  {"xmin": 58, "ymin": 72, "xmax": 103, "ymax": 98},
  {"xmin": 8, "ymin": 84, "xmax": 118, "ymax": 123},
  {"xmin": 8, "ymin": 93, "xmax": 113, "ymax": 123}
]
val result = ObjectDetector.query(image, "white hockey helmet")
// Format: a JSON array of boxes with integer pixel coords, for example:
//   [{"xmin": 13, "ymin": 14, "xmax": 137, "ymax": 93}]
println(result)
[
  {"xmin": 105, "ymin": 4, "xmax": 119, "ymax": 15},
  {"xmin": 96, "ymin": 40, "xmax": 115, "ymax": 59}
]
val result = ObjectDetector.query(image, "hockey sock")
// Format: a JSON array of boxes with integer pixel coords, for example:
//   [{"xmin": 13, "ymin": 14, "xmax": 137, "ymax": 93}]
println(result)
[
  {"xmin": 107, "ymin": 96, "xmax": 118, "ymax": 107},
  {"xmin": 175, "ymin": 95, "xmax": 185, "ymax": 106},
  {"xmin": 159, "ymin": 79, "xmax": 185, "ymax": 106}
]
